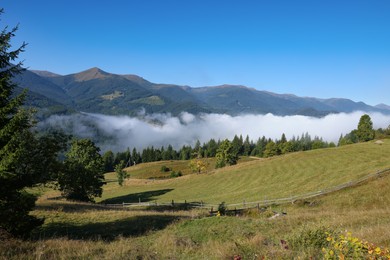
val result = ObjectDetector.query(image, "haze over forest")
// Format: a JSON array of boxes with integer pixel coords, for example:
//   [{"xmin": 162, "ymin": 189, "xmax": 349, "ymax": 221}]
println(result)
[{"xmin": 38, "ymin": 111, "xmax": 390, "ymax": 152}]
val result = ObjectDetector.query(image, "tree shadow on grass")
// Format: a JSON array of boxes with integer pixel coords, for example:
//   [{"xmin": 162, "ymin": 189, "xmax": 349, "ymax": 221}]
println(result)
[
  {"xmin": 33, "ymin": 215, "xmax": 181, "ymax": 241},
  {"xmin": 100, "ymin": 189, "xmax": 174, "ymax": 204},
  {"xmin": 35, "ymin": 202, "xmax": 124, "ymax": 212}
]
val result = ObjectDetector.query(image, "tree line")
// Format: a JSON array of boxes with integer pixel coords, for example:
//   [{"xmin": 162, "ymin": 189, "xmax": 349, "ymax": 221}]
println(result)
[
  {"xmin": 104, "ymin": 114, "xmax": 389, "ymax": 171},
  {"xmin": 102, "ymin": 132, "xmax": 337, "ymax": 171}
]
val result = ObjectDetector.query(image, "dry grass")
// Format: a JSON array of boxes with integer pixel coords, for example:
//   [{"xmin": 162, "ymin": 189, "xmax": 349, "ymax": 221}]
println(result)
[{"xmin": 3, "ymin": 141, "xmax": 390, "ymax": 259}]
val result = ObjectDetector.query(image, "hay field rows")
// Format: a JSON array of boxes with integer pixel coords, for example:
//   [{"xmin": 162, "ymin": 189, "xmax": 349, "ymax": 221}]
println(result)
[{"xmin": 101, "ymin": 140, "xmax": 390, "ymax": 205}]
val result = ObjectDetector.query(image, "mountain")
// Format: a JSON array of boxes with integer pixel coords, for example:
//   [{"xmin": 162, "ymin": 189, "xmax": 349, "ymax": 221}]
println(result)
[
  {"xmin": 30, "ymin": 70, "xmax": 61, "ymax": 78},
  {"xmin": 190, "ymin": 85, "xmax": 334, "ymax": 116},
  {"xmin": 14, "ymin": 67, "xmax": 390, "ymax": 118},
  {"xmin": 376, "ymin": 103, "xmax": 390, "ymax": 111},
  {"xmin": 14, "ymin": 69, "xmax": 72, "ymax": 105}
]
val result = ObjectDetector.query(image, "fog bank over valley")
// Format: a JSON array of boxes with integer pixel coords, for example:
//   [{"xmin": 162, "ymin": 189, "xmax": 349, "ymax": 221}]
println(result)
[{"xmin": 38, "ymin": 112, "xmax": 390, "ymax": 153}]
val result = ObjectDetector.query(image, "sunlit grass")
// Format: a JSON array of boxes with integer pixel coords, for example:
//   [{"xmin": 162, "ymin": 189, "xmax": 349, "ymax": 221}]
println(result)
[
  {"xmin": 100, "ymin": 140, "xmax": 390, "ymax": 204},
  {"xmin": 3, "ymin": 140, "xmax": 390, "ymax": 259}
]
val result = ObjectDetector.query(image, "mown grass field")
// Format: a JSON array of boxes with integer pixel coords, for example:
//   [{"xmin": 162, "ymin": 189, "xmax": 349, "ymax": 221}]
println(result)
[
  {"xmin": 2, "ymin": 140, "xmax": 390, "ymax": 259},
  {"xmin": 104, "ymin": 156, "xmax": 255, "ymax": 181},
  {"xmin": 101, "ymin": 140, "xmax": 390, "ymax": 204}
]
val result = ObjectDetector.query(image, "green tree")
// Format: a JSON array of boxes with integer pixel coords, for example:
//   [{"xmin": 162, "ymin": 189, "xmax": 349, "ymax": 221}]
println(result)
[
  {"xmin": 58, "ymin": 139, "xmax": 105, "ymax": 202},
  {"xmin": 167, "ymin": 144, "xmax": 177, "ymax": 160},
  {"xmin": 0, "ymin": 15, "xmax": 51, "ymax": 237},
  {"xmin": 385, "ymin": 125, "xmax": 390, "ymax": 136},
  {"xmin": 242, "ymin": 135, "xmax": 252, "ymax": 156},
  {"xmin": 251, "ymin": 136, "xmax": 267, "ymax": 157},
  {"xmin": 132, "ymin": 147, "xmax": 141, "ymax": 165},
  {"xmin": 179, "ymin": 145, "xmax": 192, "ymax": 160},
  {"xmin": 280, "ymin": 133, "xmax": 287, "ymax": 143},
  {"xmin": 231, "ymin": 135, "xmax": 243, "ymax": 156},
  {"xmin": 215, "ymin": 139, "xmax": 239, "ymax": 168},
  {"xmin": 102, "ymin": 150, "xmax": 115, "ymax": 172},
  {"xmin": 281, "ymin": 141, "xmax": 295, "ymax": 154},
  {"xmin": 193, "ymin": 140, "xmax": 202, "ymax": 158},
  {"xmin": 263, "ymin": 141, "xmax": 279, "ymax": 158},
  {"xmin": 205, "ymin": 138, "xmax": 218, "ymax": 157},
  {"xmin": 115, "ymin": 160, "xmax": 128, "ymax": 186},
  {"xmin": 356, "ymin": 114, "xmax": 375, "ymax": 142}
]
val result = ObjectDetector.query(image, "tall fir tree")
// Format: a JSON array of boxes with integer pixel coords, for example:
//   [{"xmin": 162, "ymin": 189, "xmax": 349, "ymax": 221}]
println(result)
[
  {"xmin": 0, "ymin": 12, "xmax": 43, "ymax": 236},
  {"xmin": 356, "ymin": 114, "xmax": 375, "ymax": 142}
]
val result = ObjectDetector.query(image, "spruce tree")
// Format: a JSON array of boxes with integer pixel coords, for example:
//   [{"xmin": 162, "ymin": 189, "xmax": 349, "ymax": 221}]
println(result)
[
  {"xmin": 356, "ymin": 114, "xmax": 375, "ymax": 142},
  {"xmin": 0, "ymin": 11, "xmax": 43, "ymax": 237}
]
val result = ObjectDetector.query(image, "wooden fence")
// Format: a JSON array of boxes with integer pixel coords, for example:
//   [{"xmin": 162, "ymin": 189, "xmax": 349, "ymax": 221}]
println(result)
[{"xmin": 103, "ymin": 167, "xmax": 390, "ymax": 211}]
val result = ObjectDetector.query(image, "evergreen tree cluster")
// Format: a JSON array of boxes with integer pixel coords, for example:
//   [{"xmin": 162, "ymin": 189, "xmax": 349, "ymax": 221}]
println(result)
[
  {"xmin": 103, "ymin": 132, "xmax": 336, "ymax": 171},
  {"xmin": 337, "ymin": 114, "xmax": 390, "ymax": 146}
]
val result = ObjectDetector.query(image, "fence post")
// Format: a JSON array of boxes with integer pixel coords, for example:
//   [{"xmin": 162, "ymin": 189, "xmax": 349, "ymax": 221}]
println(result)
[
  {"xmin": 123, "ymin": 202, "xmax": 124, "ymax": 208},
  {"xmin": 243, "ymin": 200, "xmax": 246, "ymax": 209}
]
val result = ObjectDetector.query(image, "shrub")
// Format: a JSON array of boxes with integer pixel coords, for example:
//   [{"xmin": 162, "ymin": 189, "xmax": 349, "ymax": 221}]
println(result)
[
  {"xmin": 289, "ymin": 225, "xmax": 334, "ymax": 250},
  {"xmin": 160, "ymin": 166, "xmax": 170, "ymax": 172},
  {"xmin": 217, "ymin": 202, "xmax": 227, "ymax": 215},
  {"xmin": 170, "ymin": 171, "xmax": 182, "ymax": 178},
  {"xmin": 323, "ymin": 231, "xmax": 390, "ymax": 259}
]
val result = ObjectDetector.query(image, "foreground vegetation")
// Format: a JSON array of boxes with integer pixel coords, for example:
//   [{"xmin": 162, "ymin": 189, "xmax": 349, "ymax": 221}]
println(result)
[{"xmin": 2, "ymin": 140, "xmax": 390, "ymax": 259}]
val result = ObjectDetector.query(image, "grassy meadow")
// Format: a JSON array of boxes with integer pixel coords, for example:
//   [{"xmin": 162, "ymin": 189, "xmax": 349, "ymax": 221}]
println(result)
[
  {"xmin": 101, "ymin": 140, "xmax": 390, "ymax": 204},
  {"xmin": 2, "ymin": 140, "xmax": 390, "ymax": 259}
]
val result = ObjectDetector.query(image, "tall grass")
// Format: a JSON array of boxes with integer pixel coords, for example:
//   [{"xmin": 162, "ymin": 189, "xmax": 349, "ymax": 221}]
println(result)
[{"xmin": 3, "ymin": 141, "xmax": 390, "ymax": 259}]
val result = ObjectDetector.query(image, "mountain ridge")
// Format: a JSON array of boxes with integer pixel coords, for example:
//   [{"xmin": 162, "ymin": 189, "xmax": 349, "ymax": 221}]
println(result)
[{"xmin": 19, "ymin": 67, "xmax": 389, "ymax": 117}]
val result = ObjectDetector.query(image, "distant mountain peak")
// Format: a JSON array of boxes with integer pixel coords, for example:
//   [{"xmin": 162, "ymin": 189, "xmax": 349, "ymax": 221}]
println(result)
[
  {"xmin": 74, "ymin": 67, "xmax": 110, "ymax": 82},
  {"xmin": 375, "ymin": 103, "xmax": 390, "ymax": 110}
]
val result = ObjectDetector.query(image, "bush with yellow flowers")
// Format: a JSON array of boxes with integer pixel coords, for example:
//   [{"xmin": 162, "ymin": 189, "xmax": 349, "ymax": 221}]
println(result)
[{"xmin": 323, "ymin": 231, "xmax": 390, "ymax": 259}]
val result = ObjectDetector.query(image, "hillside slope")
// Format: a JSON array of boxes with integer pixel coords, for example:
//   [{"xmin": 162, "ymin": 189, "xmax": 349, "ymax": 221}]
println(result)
[
  {"xmin": 100, "ymin": 140, "xmax": 390, "ymax": 204},
  {"xmin": 8, "ymin": 140, "xmax": 388, "ymax": 260}
]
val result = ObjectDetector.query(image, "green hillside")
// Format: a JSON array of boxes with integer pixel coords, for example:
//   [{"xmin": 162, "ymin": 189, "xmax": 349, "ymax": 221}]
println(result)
[
  {"xmin": 3, "ymin": 140, "xmax": 390, "ymax": 259},
  {"xmin": 18, "ymin": 68, "xmax": 390, "ymax": 117},
  {"xmin": 100, "ymin": 140, "xmax": 390, "ymax": 204}
]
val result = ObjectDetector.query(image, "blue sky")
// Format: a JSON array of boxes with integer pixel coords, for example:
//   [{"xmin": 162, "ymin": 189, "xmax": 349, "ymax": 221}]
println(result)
[{"xmin": 2, "ymin": 0, "xmax": 390, "ymax": 105}]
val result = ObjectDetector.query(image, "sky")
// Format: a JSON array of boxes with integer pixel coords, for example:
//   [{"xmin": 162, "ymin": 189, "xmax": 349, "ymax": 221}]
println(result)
[{"xmin": 2, "ymin": 0, "xmax": 390, "ymax": 105}]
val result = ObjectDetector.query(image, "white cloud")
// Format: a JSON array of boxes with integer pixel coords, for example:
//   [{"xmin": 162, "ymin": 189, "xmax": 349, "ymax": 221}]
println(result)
[{"xmin": 38, "ymin": 111, "xmax": 390, "ymax": 152}]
